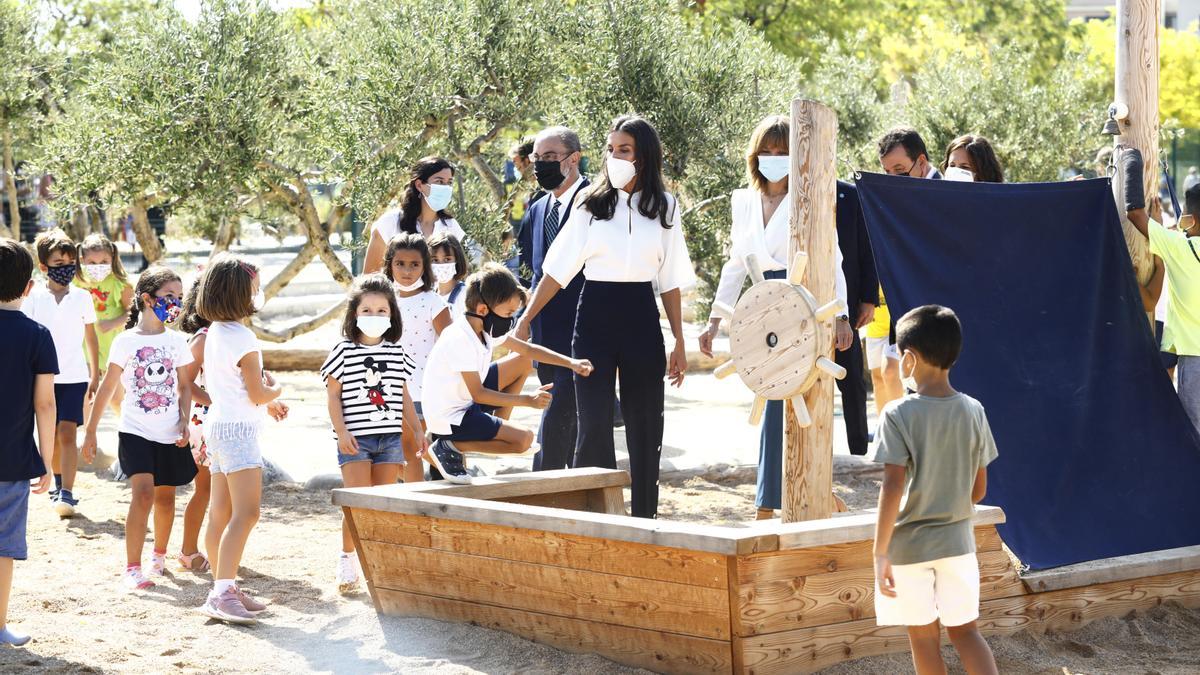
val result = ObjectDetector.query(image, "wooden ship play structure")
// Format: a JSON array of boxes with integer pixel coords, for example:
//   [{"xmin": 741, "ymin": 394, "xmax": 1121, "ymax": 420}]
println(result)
[{"xmin": 332, "ymin": 90, "xmax": 1200, "ymax": 671}]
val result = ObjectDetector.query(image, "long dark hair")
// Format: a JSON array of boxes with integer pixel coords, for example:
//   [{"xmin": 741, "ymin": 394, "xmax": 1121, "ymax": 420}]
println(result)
[
  {"xmin": 127, "ymin": 266, "xmax": 182, "ymax": 329},
  {"xmin": 383, "ymin": 233, "xmax": 435, "ymax": 292},
  {"xmin": 579, "ymin": 115, "xmax": 674, "ymax": 228},
  {"xmin": 941, "ymin": 135, "xmax": 1004, "ymax": 183},
  {"xmin": 179, "ymin": 273, "xmax": 211, "ymax": 335},
  {"xmin": 397, "ymin": 156, "xmax": 455, "ymax": 235}
]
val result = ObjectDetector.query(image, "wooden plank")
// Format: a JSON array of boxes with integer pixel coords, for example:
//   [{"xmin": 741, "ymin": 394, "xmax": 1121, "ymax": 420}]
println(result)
[
  {"xmin": 735, "ymin": 550, "xmax": 1021, "ymax": 636},
  {"xmin": 337, "ymin": 490, "xmax": 778, "ymax": 555},
  {"xmin": 776, "ymin": 506, "xmax": 1005, "ymax": 549},
  {"xmin": 1021, "ymin": 544, "xmax": 1200, "ymax": 593},
  {"xmin": 362, "ymin": 540, "xmax": 732, "ymax": 639},
  {"xmin": 739, "ymin": 525, "xmax": 1006, "ymax": 583},
  {"xmin": 343, "ymin": 506, "xmax": 382, "ymax": 614},
  {"xmin": 726, "ymin": 555, "xmax": 745, "ymax": 674},
  {"xmin": 736, "ymin": 568, "xmax": 1200, "ymax": 673},
  {"xmin": 495, "ymin": 489, "xmax": 590, "ymax": 511},
  {"xmin": 782, "ymin": 98, "xmax": 838, "ymax": 524},
  {"xmin": 375, "ymin": 588, "xmax": 731, "ymax": 674},
  {"xmin": 353, "ymin": 509, "xmax": 727, "ymax": 588},
  {"xmin": 587, "ymin": 485, "xmax": 627, "ymax": 516},
  {"xmin": 344, "ymin": 467, "xmax": 630, "ymax": 500}
]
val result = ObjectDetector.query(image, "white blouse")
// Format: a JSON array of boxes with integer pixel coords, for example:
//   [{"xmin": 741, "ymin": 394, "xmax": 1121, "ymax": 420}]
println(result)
[
  {"xmin": 713, "ymin": 188, "xmax": 847, "ymax": 313},
  {"xmin": 543, "ymin": 191, "xmax": 696, "ymax": 293},
  {"xmin": 371, "ymin": 209, "xmax": 466, "ymax": 243}
]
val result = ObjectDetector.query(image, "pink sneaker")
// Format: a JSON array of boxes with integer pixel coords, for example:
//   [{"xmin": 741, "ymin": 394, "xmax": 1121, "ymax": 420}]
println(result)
[
  {"xmin": 235, "ymin": 586, "xmax": 268, "ymax": 614},
  {"xmin": 198, "ymin": 587, "xmax": 257, "ymax": 624}
]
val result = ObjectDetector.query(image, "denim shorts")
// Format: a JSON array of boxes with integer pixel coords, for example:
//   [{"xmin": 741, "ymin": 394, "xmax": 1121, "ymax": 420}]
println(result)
[
  {"xmin": 207, "ymin": 433, "xmax": 263, "ymax": 475},
  {"xmin": 0, "ymin": 480, "xmax": 31, "ymax": 560},
  {"xmin": 338, "ymin": 433, "xmax": 405, "ymax": 467}
]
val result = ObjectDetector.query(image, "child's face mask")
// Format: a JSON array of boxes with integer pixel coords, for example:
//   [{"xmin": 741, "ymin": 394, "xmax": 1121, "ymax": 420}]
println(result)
[{"xmin": 151, "ymin": 296, "xmax": 181, "ymax": 323}]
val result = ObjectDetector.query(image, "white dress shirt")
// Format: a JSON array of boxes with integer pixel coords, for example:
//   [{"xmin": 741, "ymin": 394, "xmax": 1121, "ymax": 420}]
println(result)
[
  {"xmin": 543, "ymin": 191, "xmax": 696, "ymax": 293},
  {"xmin": 713, "ymin": 188, "xmax": 847, "ymax": 313},
  {"xmin": 546, "ymin": 175, "xmax": 585, "ymax": 216},
  {"xmin": 371, "ymin": 209, "xmax": 466, "ymax": 243}
]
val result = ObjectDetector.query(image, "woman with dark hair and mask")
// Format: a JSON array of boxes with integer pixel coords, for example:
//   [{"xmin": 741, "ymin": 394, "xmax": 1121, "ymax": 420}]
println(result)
[
  {"xmin": 364, "ymin": 156, "xmax": 467, "ymax": 274},
  {"xmin": 515, "ymin": 114, "xmax": 695, "ymax": 519},
  {"xmin": 940, "ymin": 135, "xmax": 1004, "ymax": 184}
]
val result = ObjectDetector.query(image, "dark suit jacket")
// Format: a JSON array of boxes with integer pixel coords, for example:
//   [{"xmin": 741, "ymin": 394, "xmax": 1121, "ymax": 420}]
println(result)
[
  {"xmin": 836, "ymin": 180, "xmax": 879, "ymax": 318},
  {"xmin": 517, "ymin": 178, "xmax": 590, "ymax": 355}
]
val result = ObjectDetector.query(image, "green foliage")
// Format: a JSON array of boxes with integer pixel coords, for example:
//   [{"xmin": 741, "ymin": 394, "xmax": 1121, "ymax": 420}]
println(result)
[
  {"xmin": 0, "ymin": 1, "xmax": 57, "ymax": 139},
  {"xmin": 894, "ymin": 48, "xmax": 1101, "ymax": 182}
]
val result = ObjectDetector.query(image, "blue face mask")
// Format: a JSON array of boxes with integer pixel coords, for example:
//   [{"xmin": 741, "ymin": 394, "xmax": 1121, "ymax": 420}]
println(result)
[
  {"xmin": 151, "ymin": 296, "xmax": 181, "ymax": 323},
  {"xmin": 425, "ymin": 184, "xmax": 453, "ymax": 212},
  {"xmin": 47, "ymin": 263, "xmax": 77, "ymax": 286},
  {"xmin": 757, "ymin": 155, "xmax": 790, "ymax": 183}
]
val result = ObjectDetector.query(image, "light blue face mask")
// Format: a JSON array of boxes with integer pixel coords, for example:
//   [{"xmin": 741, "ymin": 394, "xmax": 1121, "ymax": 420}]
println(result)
[
  {"xmin": 425, "ymin": 183, "xmax": 453, "ymax": 212},
  {"xmin": 757, "ymin": 155, "xmax": 790, "ymax": 183}
]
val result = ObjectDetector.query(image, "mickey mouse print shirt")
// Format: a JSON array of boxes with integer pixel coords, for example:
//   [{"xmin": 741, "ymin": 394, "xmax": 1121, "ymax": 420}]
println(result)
[
  {"xmin": 320, "ymin": 340, "xmax": 415, "ymax": 438},
  {"xmin": 108, "ymin": 329, "xmax": 195, "ymax": 444}
]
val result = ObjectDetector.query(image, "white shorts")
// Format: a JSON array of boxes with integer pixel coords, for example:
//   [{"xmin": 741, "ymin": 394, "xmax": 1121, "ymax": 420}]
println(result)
[
  {"xmin": 875, "ymin": 552, "xmax": 980, "ymax": 627},
  {"xmin": 864, "ymin": 336, "xmax": 900, "ymax": 370}
]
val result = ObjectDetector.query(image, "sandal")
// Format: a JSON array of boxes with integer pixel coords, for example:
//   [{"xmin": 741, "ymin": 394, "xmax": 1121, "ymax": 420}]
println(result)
[{"xmin": 177, "ymin": 551, "xmax": 210, "ymax": 572}]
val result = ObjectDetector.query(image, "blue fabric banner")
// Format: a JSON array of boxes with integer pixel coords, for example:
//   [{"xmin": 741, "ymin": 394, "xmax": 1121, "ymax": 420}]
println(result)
[{"xmin": 856, "ymin": 172, "xmax": 1200, "ymax": 570}]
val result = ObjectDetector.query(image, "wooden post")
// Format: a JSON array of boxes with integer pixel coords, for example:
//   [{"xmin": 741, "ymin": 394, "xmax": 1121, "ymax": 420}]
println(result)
[
  {"xmin": 1114, "ymin": 0, "xmax": 1159, "ymax": 286},
  {"xmin": 781, "ymin": 99, "xmax": 837, "ymax": 523}
]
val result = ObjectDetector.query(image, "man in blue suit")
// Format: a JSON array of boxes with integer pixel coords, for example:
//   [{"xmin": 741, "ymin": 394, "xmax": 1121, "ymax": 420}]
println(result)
[
  {"xmin": 834, "ymin": 181, "xmax": 878, "ymax": 455},
  {"xmin": 517, "ymin": 127, "xmax": 589, "ymax": 470}
]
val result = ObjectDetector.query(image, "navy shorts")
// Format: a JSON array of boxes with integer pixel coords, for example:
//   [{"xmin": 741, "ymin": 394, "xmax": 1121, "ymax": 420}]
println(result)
[
  {"xmin": 338, "ymin": 433, "xmax": 405, "ymax": 466},
  {"xmin": 55, "ymin": 382, "xmax": 88, "ymax": 425},
  {"xmin": 436, "ymin": 364, "xmax": 502, "ymax": 443},
  {"xmin": 1155, "ymin": 321, "xmax": 1179, "ymax": 369},
  {"xmin": 0, "ymin": 480, "xmax": 31, "ymax": 560}
]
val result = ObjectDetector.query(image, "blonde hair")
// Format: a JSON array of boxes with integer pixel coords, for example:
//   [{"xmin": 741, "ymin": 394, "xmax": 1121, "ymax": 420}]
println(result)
[
  {"xmin": 745, "ymin": 115, "xmax": 790, "ymax": 194},
  {"xmin": 76, "ymin": 233, "xmax": 129, "ymax": 285}
]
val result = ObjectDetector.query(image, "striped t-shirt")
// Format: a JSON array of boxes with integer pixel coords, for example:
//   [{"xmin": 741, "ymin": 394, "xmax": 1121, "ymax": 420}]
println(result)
[{"xmin": 320, "ymin": 340, "xmax": 415, "ymax": 437}]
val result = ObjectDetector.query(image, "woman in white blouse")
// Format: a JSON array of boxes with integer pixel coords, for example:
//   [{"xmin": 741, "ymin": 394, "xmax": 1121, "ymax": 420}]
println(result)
[
  {"xmin": 698, "ymin": 115, "xmax": 851, "ymax": 520},
  {"xmin": 364, "ymin": 156, "xmax": 467, "ymax": 274},
  {"xmin": 516, "ymin": 115, "xmax": 694, "ymax": 519}
]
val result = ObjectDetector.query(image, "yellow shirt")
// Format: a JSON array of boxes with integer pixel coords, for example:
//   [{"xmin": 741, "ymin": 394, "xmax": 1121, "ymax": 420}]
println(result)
[
  {"xmin": 1148, "ymin": 221, "xmax": 1200, "ymax": 356},
  {"xmin": 865, "ymin": 286, "xmax": 891, "ymax": 339}
]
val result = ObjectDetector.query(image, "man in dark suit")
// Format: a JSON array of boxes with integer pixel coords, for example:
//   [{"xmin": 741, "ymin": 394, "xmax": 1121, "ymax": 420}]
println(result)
[
  {"xmin": 878, "ymin": 127, "xmax": 943, "ymax": 180},
  {"xmin": 834, "ymin": 181, "xmax": 878, "ymax": 456},
  {"xmin": 517, "ymin": 127, "xmax": 589, "ymax": 470}
]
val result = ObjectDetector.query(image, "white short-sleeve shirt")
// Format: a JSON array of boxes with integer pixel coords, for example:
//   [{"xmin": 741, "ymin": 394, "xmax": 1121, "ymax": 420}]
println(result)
[
  {"xmin": 712, "ymin": 189, "xmax": 847, "ymax": 312},
  {"xmin": 108, "ymin": 329, "xmax": 195, "ymax": 444},
  {"xmin": 397, "ymin": 290, "xmax": 449, "ymax": 402},
  {"xmin": 21, "ymin": 285, "xmax": 97, "ymax": 383},
  {"xmin": 202, "ymin": 321, "xmax": 266, "ymax": 428},
  {"xmin": 421, "ymin": 319, "xmax": 506, "ymax": 435},
  {"xmin": 371, "ymin": 209, "xmax": 466, "ymax": 243},
  {"xmin": 542, "ymin": 191, "xmax": 696, "ymax": 293}
]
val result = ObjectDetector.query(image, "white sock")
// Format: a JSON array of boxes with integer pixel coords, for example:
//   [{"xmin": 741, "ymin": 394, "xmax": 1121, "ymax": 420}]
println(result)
[
  {"xmin": 340, "ymin": 551, "xmax": 356, "ymax": 559},
  {"xmin": 212, "ymin": 578, "xmax": 237, "ymax": 596}
]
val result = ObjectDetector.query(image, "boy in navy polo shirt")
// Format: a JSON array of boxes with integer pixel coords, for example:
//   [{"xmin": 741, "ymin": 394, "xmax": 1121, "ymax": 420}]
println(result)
[{"xmin": 0, "ymin": 239, "xmax": 59, "ymax": 646}]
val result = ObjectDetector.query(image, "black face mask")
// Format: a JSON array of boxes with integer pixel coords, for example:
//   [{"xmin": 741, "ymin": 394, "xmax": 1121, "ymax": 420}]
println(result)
[
  {"xmin": 467, "ymin": 305, "xmax": 514, "ymax": 338},
  {"xmin": 533, "ymin": 159, "xmax": 566, "ymax": 191}
]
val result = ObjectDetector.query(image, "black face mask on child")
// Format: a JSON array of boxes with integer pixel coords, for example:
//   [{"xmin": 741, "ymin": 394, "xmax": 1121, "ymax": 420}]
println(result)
[{"xmin": 466, "ymin": 304, "xmax": 514, "ymax": 338}]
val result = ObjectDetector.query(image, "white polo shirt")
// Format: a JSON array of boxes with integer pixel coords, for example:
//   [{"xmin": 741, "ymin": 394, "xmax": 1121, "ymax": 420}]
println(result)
[
  {"xmin": 21, "ymin": 285, "xmax": 97, "ymax": 384},
  {"xmin": 422, "ymin": 319, "xmax": 505, "ymax": 435}
]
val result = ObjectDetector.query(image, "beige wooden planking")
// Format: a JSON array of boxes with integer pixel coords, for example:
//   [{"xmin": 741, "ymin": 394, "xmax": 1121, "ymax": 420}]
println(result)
[
  {"xmin": 736, "ymin": 568, "xmax": 1200, "ymax": 673},
  {"xmin": 493, "ymin": 489, "xmax": 592, "ymax": 511},
  {"xmin": 336, "ymin": 489, "xmax": 779, "ymax": 555},
  {"xmin": 362, "ymin": 540, "xmax": 732, "ymax": 639},
  {"xmin": 356, "ymin": 466, "xmax": 629, "ymax": 499},
  {"xmin": 782, "ymin": 98, "xmax": 839, "ymax": 524},
  {"xmin": 739, "ymin": 525, "xmax": 1004, "ymax": 582},
  {"xmin": 734, "ymin": 549, "xmax": 1021, "ymax": 636},
  {"xmin": 587, "ymin": 484, "xmax": 627, "ymax": 516},
  {"xmin": 777, "ymin": 505, "xmax": 1004, "ymax": 549},
  {"xmin": 376, "ymin": 588, "xmax": 732, "ymax": 674},
  {"xmin": 1021, "ymin": 544, "xmax": 1200, "ymax": 593},
  {"xmin": 349, "ymin": 508, "xmax": 728, "ymax": 588},
  {"xmin": 1113, "ymin": 0, "xmax": 1159, "ymax": 285},
  {"xmin": 342, "ymin": 506, "xmax": 382, "ymax": 614}
]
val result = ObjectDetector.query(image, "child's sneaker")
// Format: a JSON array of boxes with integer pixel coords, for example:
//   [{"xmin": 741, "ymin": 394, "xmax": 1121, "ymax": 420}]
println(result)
[
  {"xmin": 122, "ymin": 566, "xmax": 155, "ymax": 591},
  {"xmin": 54, "ymin": 489, "xmax": 78, "ymax": 518},
  {"xmin": 337, "ymin": 554, "xmax": 359, "ymax": 594},
  {"xmin": 235, "ymin": 586, "xmax": 268, "ymax": 614},
  {"xmin": 198, "ymin": 587, "xmax": 256, "ymax": 625},
  {"xmin": 148, "ymin": 552, "xmax": 167, "ymax": 577},
  {"xmin": 425, "ymin": 439, "xmax": 471, "ymax": 484}
]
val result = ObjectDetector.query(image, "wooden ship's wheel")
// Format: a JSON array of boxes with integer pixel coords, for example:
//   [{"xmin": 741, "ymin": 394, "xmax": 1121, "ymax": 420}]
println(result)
[{"xmin": 712, "ymin": 251, "xmax": 847, "ymax": 428}]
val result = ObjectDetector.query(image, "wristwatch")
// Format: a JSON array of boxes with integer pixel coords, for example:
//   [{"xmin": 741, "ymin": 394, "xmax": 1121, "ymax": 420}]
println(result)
[{"xmin": 836, "ymin": 314, "xmax": 849, "ymax": 323}]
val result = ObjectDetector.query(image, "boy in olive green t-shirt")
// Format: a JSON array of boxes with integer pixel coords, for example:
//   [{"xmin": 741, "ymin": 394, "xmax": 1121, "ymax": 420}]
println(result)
[{"xmin": 872, "ymin": 305, "xmax": 999, "ymax": 675}]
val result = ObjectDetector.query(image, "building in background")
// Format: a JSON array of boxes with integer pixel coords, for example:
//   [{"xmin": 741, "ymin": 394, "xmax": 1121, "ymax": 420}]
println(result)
[{"xmin": 1068, "ymin": 0, "xmax": 1200, "ymax": 30}]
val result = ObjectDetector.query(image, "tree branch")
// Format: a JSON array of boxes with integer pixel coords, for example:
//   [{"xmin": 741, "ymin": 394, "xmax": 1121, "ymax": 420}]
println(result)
[
  {"xmin": 682, "ymin": 192, "xmax": 730, "ymax": 220},
  {"xmin": 263, "ymin": 244, "xmax": 316, "ymax": 300},
  {"xmin": 250, "ymin": 299, "xmax": 347, "ymax": 343}
]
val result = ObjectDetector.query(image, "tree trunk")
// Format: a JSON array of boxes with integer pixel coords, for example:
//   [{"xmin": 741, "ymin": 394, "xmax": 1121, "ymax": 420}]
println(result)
[
  {"xmin": 467, "ymin": 152, "xmax": 507, "ymax": 206},
  {"xmin": 212, "ymin": 215, "xmax": 236, "ymax": 253},
  {"xmin": 128, "ymin": 199, "xmax": 163, "ymax": 264},
  {"xmin": 290, "ymin": 181, "xmax": 352, "ymax": 288},
  {"xmin": 263, "ymin": 244, "xmax": 316, "ymax": 300},
  {"xmin": 1113, "ymin": 0, "xmax": 1159, "ymax": 287},
  {"xmin": 2, "ymin": 127, "xmax": 20, "ymax": 240}
]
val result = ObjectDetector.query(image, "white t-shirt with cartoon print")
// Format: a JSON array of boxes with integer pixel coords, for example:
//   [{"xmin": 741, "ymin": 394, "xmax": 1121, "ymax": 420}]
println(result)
[{"xmin": 108, "ymin": 329, "xmax": 195, "ymax": 444}]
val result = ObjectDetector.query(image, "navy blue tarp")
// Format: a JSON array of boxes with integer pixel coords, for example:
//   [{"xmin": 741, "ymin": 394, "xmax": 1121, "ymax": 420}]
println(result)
[{"xmin": 855, "ymin": 172, "xmax": 1200, "ymax": 570}]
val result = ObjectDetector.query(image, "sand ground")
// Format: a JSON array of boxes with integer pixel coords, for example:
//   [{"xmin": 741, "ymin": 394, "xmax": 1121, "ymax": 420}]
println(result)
[{"xmin": 2, "ymin": 466, "xmax": 1197, "ymax": 674}]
